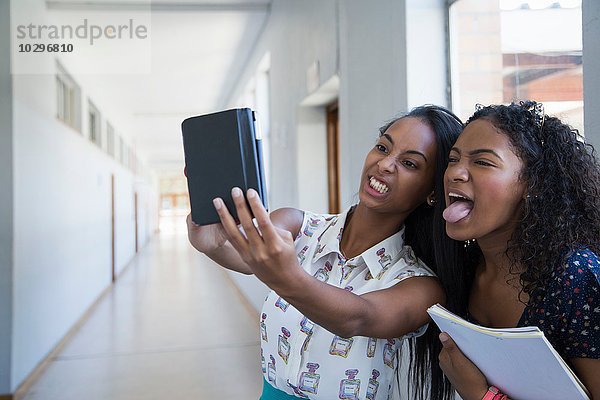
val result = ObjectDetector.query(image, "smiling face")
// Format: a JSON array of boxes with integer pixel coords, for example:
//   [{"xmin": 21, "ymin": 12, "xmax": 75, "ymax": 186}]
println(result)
[
  {"xmin": 358, "ymin": 117, "xmax": 438, "ymax": 218},
  {"xmin": 443, "ymin": 118, "xmax": 527, "ymax": 243}
]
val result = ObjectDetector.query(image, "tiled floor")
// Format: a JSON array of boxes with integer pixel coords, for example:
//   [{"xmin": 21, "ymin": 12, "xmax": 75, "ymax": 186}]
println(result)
[{"xmin": 20, "ymin": 218, "xmax": 262, "ymax": 400}]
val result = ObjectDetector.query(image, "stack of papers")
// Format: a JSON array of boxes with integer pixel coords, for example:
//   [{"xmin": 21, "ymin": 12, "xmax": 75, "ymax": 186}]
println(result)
[{"xmin": 427, "ymin": 304, "xmax": 590, "ymax": 400}]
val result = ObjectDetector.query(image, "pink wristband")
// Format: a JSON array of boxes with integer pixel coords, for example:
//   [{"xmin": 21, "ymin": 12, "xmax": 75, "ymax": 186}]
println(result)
[{"xmin": 482, "ymin": 386, "xmax": 508, "ymax": 400}]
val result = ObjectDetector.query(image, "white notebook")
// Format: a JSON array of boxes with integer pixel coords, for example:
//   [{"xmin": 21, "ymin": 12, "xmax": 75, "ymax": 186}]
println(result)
[{"xmin": 427, "ymin": 304, "xmax": 590, "ymax": 400}]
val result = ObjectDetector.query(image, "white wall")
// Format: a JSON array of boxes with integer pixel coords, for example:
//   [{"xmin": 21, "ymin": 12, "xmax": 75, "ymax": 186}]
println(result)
[
  {"xmin": 583, "ymin": 0, "xmax": 600, "ymax": 149},
  {"xmin": 10, "ymin": 72, "xmax": 157, "ymax": 389},
  {"xmin": 406, "ymin": 0, "xmax": 448, "ymax": 109},
  {"xmin": 8, "ymin": 0, "xmax": 159, "ymax": 390},
  {"xmin": 0, "ymin": 0, "xmax": 14, "ymax": 394},
  {"xmin": 338, "ymin": 0, "xmax": 410, "ymax": 207},
  {"xmin": 296, "ymin": 106, "xmax": 328, "ymax": 213}
]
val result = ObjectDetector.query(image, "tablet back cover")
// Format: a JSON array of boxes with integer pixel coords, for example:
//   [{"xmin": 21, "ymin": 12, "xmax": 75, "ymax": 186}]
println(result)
[{"xmin": 182, "ymin": 108, "xmax": 267, "ymax": 225}]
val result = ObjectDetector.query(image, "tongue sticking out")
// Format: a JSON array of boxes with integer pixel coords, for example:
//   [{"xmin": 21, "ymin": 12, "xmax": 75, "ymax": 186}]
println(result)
[{"xmin": 443, "ymin": 201, "xmax": 473, "ymax": 223}]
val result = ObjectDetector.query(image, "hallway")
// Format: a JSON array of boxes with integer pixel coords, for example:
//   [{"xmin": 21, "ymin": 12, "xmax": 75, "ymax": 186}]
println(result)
[{"xmin": 18, "ymin": 217, "xmax": 262, "ymax": 400}]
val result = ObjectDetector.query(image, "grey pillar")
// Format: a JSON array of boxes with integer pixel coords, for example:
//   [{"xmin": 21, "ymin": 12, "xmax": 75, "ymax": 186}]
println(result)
[
  {"xmin": 0, "ymin": 0, "xmax": 14, "ymax": 395},
  {"xmin": 583, "ymin": 0, "xmax": 600, "ymax": 149}
]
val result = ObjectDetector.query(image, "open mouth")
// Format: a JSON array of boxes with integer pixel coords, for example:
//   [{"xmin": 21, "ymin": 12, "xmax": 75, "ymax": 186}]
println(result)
[
  {"xmin": 369, "ymin": 176, "xmax": 389, "ymax": 194},
  {"xmin": 443, "ymin": 192, "xmax": 474, "ymax": 223}
]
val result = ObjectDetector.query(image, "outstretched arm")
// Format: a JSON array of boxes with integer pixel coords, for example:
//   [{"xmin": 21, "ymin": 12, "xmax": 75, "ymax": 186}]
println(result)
[
  {"xmin": 214, "ymin": 187, "xmax": 445, "ymax": 339},
  {"xmin": 186, "ymin": 206, "xmax": 303, "ymax": 275}
]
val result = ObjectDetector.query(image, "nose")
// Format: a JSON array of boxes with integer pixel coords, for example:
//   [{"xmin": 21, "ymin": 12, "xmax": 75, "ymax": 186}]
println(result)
[
  {"xmin": 446, "ymin": 162, "xmax": 469, "ymax": 183},
  {"xmin": 377, "ymin": 155, "xmax": 396, "ymax": 174}
]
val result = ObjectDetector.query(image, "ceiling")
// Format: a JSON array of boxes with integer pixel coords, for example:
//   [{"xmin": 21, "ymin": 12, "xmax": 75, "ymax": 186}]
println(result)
[{"xmin": 46, "ymin": 0, "xmax": 272, "ymax": 177}]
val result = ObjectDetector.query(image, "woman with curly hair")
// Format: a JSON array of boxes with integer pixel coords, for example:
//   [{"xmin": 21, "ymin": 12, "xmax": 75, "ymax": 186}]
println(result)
[{"xmin": 438, "ymin": 101, "xmax": 600, "ymax": 399}]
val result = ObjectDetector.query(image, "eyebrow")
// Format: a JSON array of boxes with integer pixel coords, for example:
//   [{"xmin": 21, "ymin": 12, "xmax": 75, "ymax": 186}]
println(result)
[
  {"xmin": 381, "ymin": 133, "xmax": 428, "ymax": 162},
  {"xmin": 450, "ymin": 147, "xmax": 502, "ymax": 159}
]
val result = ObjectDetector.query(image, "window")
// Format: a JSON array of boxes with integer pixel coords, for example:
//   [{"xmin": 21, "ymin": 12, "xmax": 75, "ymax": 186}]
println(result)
[
  {"xmin": 106, "ymin": 122, "xmax": 115, "ymax": 157},
  {"xmin": 56, "ymin": 62, "xmax": 81, "ymax": 131},
  {"xmin": 88, "ymin": 101, "xmax": 102, "ymax": 147},
  {"xmin": 449, "ymin": 0, "xmax": 583, "ymax": 133},
  {"xmin": 119, "ymin": 136, "xmax": 125, "ymax": 164},
  {"xmin": 118, "ymin": 136, "xmax": 130, "ymax": 168}
]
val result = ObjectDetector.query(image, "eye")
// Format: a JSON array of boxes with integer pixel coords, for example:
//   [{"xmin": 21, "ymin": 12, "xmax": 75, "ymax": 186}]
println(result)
[
  {"xmin": 475, "ymin": 159, "xmax": 494, "ymax": 167},
  {"xmin": 402, "ymin": 160, "xmax": 417, "ymax": 169},
  {"xmin": 375, "ymin": 144, "xmax": 387, "ymax": 153},
  {"xmin": 448, "ymin": 155, "xmax": 459, "ymax": 163}
]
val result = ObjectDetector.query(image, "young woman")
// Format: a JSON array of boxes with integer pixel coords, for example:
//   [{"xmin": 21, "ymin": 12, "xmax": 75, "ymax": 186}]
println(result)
[
  {"xmin": 187, "ymin": 105, "xmax": 464, "ymax": 400},
  {"xmin": 439, "ymin": 101, "xmax": 600, "ymax": 399}
]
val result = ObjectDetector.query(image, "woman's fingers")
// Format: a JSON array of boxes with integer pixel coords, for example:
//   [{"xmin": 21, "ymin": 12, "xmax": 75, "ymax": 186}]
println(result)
[
  {"xmin": 246, "ymin": 189, "xmax": 281, "ymax": 243},
  {"xmin": 213, "ymin": 197, "xmax": 249, "ymax": 254},
  {"xmin": 230, "ymin": 187, "xmax": 265, "ymax": 248}
]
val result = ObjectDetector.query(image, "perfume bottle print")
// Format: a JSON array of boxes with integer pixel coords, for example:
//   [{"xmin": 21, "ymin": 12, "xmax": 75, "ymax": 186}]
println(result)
[
  {"xmin": 301, "ymin": 332, "xmax": 313, "ymax": 354},
  {"xmin": 376, "ymin": 248, "xmax": 392, "ymax": 277},
  {"xmin": 300, "ymin": 316, "xmax": 315, "ymax": 335},
  {"xmin": 303, "ymin": 217, "xmax": 320, "ymax": 237},
  {"xmin": 313, "ymin": 261, "xmax": 333, "ymax": 282},
  {"xmin": 299, "ymin": 362, "xmax": 320, "ymax": 394},
  {"xmin": 339, "ymin": 369, "xmax": 361, "ymax": 400},
  {"xmin": 278, "ymin": 327, "xmax": 292, "ymax": 364},
  {"xmin": 260, "ymin": 313, "xmax": 268, "ymax": 342},
  {"xmin": 341, "ymin": 263, "xmax": 358, "ymax": 281},
  {"xmin": 366, "ymin": 369, "xmax": 380, "ymax": 400},
  {"xmin": 297, "ymin": 245, "xmax": 310, "ymax": 265},
  {"xmin": 329, "ymin": 335, "xmax": 354, "ymax": 358},
  {"xmin": 383, "ymin": 339, "xmax": 396, "ymax": 368},
  {"xmin": 366, "ymin": 337, "xmax": 377, "ymax": 358},
  {"xmin": 275, "ymin": 296, "xmax": 290, "ymax": 312},
  {"xmin": 268, "ymin": 355, "xmax": 277, "ymax": 384},
  {"xmin": 337, "ymin": 227, "xmax": 344, "ymax": 241},
  {"xmin": 315, "ymin": 242, "xmax": 326, "ymax": 255},
  {"xmin": 261, "ymin": 348, "xmax": 266, "ymax": 373},
  {"xmin": 404, "ymin": 248, "xmax": 417, "ymax": 264}
]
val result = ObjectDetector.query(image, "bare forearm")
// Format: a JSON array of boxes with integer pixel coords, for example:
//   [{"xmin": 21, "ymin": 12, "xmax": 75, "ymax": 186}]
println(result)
[
  {"xmin": 277, "ymin": 271, "xmax": 372, "ymax": 337},
  {"xmin": 274, "ymin": 270, "xmax": 431, "ymax": 339}
]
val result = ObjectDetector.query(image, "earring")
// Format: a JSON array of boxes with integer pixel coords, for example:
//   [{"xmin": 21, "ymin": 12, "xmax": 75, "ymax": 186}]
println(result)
[
  {"xmin": 427, "ymin": 198, "xmax": 436, "ymax": 207},
  {"xmin": 464, "ymin": 239, "xmax": 476, "ymax": 248}
]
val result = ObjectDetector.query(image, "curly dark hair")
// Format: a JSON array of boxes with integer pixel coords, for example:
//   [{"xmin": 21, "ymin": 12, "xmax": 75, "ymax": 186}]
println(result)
[{"xmin": 465, "ymin": 101, "xmax": 600, "ymax": 297}]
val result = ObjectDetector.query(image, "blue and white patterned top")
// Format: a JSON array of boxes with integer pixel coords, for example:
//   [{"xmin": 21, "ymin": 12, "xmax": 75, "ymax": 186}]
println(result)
[
  {"xmin": 259, "ymin": 207, "xmax": 435, "ymax": 399},
  {"xmin": 518, "ymin": 248, "xmax": 600, "ymax": 360}
]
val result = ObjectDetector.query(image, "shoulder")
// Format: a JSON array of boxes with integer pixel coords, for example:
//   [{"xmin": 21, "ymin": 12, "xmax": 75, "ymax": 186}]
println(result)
[
  {"xmin": 269, "ymin": 207, "xmax": 304, "ymax": 237},
  {"xmin": 560, "ymin": 247, "xmax": 600, "ymax": 287}
]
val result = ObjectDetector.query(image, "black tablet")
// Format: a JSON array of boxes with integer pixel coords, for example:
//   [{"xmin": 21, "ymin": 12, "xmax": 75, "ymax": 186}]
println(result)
[{"xmin": 182, "ymin": 108, "xmax": 268, "ymax": 225}]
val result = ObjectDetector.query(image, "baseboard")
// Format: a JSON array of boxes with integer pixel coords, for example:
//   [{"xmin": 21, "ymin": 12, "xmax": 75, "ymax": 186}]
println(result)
[{"xmin": 12, "ymin": 234, "xmax": 158, "ymax": 399}]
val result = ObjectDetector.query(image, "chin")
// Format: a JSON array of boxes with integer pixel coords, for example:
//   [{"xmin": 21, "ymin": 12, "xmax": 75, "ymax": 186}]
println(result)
[{"xmin": 445, "ymin": 225, "xmax": 472, "ymax": 242}]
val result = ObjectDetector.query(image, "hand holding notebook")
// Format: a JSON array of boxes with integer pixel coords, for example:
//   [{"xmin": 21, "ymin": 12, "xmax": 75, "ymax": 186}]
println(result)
[
  {"xmin": 427, "ymin": 304, "xmax": 590, "ymax": 400},
  {"xmin": 182, "ymin": 108, "xmax": 268, "ymax": 226}
]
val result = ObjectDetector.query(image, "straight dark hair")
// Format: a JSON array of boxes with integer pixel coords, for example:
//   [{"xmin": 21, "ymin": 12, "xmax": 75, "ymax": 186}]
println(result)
[{"xmin": 380, "ymin": 105, "xmax": 469, "ymax": 400}]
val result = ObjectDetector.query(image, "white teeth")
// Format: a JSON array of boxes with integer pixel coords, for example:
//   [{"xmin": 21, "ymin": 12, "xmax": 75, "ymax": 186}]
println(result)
[
  {"xmin": 449, "ymin": 192, "xmax": 469, "ymax": 201},
  {"xmin": 369, "ymin": 177, "xmax": 389, "ymax": 194}
]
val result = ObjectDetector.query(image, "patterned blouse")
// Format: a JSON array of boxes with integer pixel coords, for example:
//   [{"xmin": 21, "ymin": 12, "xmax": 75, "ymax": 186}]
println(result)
[
  {"xmin": 518, "ymin": 248, "xmax": 600, "ymax": 360},
  {"xmin": 259, "ymin": 208, "xmax": 435, "ymax": 399}
]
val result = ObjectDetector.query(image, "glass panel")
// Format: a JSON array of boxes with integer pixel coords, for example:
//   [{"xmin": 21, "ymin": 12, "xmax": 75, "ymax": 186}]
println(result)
[{"xmin": 450, "ymin": 0, "xmax": 583, "ymax": 133}]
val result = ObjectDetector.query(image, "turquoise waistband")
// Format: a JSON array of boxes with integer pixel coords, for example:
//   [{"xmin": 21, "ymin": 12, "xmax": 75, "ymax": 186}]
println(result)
[{"xmin": 260, "ymin": 378, "xmax": 304, "ymax": 400}]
